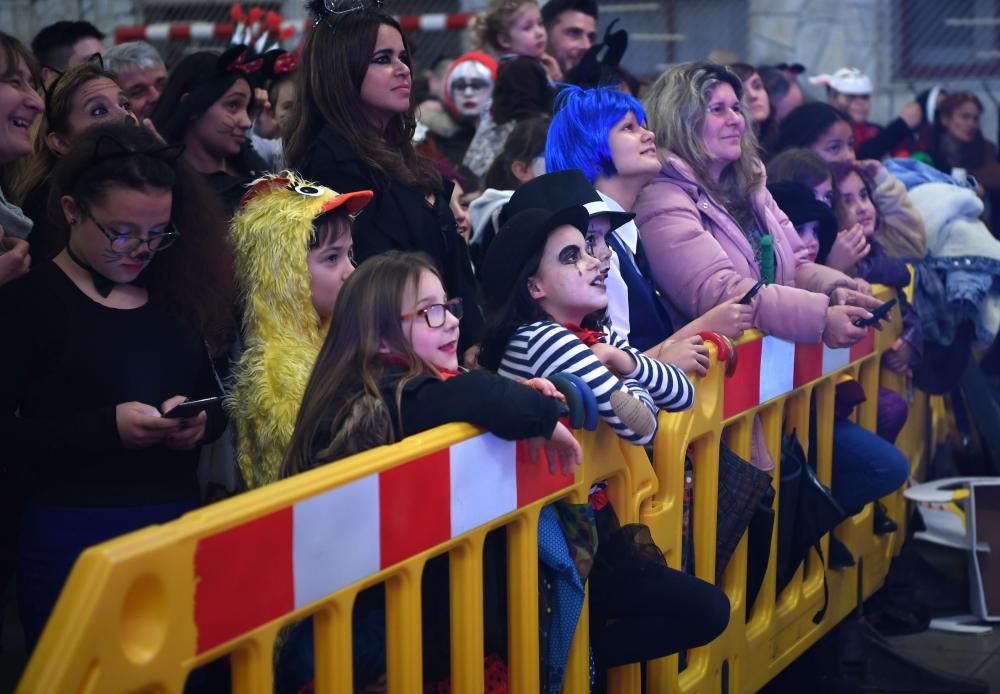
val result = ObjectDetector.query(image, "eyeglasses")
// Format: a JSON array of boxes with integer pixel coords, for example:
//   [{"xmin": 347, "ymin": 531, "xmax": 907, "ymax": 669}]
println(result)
[
  {"xmin": 400, "ymin": 298, "xmax": 463, "ymax": 328},
  {"xmin": 452, "ymin": 78, "xmax": 490, "ymax": 92},
  {"xmin": 86, "ymin": 211, "xmax": 180, "ymax": 254}
]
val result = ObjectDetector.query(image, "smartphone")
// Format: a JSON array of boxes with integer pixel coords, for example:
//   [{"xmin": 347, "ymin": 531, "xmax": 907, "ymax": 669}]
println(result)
[
  {"xmin": 853, "ymin": 298, "xmax": 897, "ymax": 328},
  {"xmin": 738, "ymin": 280, "xmax": 764, "ymax": 305},
  {"xmin": 163, "ymin": 395, "xmax": 225, "ymax": 418}
]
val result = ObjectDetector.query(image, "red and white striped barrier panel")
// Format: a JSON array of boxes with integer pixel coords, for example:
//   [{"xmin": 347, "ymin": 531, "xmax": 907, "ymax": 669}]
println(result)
[
  {"xmin": 723, "ymin": 330, "xmax": 876, "ymax": 420},
  {"xmin": 192, "ymin": 433, "xmax": 572, "ymax": 652},
  {"xmin": 114, "ymin": 13, "xmax": 473, "ymax": 44}
]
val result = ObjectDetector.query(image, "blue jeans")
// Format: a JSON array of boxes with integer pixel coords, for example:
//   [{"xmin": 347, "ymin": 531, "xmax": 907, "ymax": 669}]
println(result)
[{"xmin": 831, "ymin": 419, "xmax": 909, "ymax": 515}]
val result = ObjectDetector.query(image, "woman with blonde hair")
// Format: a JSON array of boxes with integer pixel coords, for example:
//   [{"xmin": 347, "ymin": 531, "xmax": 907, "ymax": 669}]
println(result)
[
  {"xmin": 15, "ymin": 58, "xmax": 133, "ymax": 259},
  {"xmin": 635, "ymin": 62, "xmax": 881, "ymax": 469}
]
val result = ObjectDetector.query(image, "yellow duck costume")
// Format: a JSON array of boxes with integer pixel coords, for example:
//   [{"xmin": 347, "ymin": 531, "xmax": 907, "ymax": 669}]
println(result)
[{"xmin": 228, "ymin": 172, "xmax": 372, "ymax": 488}]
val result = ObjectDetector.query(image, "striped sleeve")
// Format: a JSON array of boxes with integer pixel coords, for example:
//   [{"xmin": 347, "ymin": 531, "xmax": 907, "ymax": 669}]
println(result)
[
  {"xmin": 607, "ymin": 329, "xmax": 695, "ymax": 412},
  {"xmin": 498, "ymin": 321, "xmax": 658, "ymax": 445}
]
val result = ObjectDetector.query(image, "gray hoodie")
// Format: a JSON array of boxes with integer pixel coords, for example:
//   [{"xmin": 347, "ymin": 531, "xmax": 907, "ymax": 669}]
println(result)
[{"xmin": 0, "ymin": 185, "xmax": 33, "ymax": 240}]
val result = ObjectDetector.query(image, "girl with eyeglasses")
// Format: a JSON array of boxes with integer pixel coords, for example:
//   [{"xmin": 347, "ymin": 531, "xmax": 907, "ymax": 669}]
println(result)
[
  {"xmin": 285, "ymin": 3, "xmax": 483, "ymax": 365},
  {"xmin": 0, "ymin": 121, "xmax": 233, "ymax": 651},
  {"xmin": 279, "ymin": 250, "xmax": 578, "ymax": 692}
]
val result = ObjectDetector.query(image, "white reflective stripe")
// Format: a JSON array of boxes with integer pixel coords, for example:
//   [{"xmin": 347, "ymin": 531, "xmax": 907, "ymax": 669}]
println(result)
[
  {"xmin": 190, "ymin": 23, "xmax": 215, "ymax": 40},
  {"xmin": 419, "ymin": 14, "xmax": 447, "ymax": 31},
  {"xmin": 449, "ymin": 434, "xmax": 517, "ymax": 537},
  {"xmin": 145, "ymin": 24, "xmax": 170, "ymax": 41},
  {"xmin": 759, "ymin": 336, "xmax": 795, "ymax": 403},
  {"xmin": 822, "ymin": 346, "xmax": 850, "ymax": 375},
  {"xmin": 292, "ymin": 474, "xmax": 381, "ymax": 609}
]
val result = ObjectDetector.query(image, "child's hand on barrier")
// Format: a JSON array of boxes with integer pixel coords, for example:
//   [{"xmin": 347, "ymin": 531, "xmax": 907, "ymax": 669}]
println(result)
[
  {"xmin": 523, "ymin": 377, "xmax": 566, "ymax": 401},
  {"xmin": 825, "ymin": 224, "xmax": 870, "ymax": 273},
  {"xmin": 525, "ymin": 422, "xmax": 582, "ymax": 476},
  {"xmin": 653, "ymin": 336, "xmax": 710, "ymax": 376},
  {"xmin": 698, "ymin": 295, "xmax": 755, "ymax": 339},
  {"xmin": 882, "ymin": 338, "xmax": 913, "ymax": 373},
  {"xmin": 589, "ymin": 342, "xmax": 636, "ymax": 376}
]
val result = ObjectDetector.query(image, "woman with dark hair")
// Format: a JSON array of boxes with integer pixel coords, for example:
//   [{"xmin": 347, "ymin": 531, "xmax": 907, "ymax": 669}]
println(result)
[
  {"xmin": 285, "ymin": 3, "xmax": 483, "ymax": 362},
  {"xmin": 927, "ymin": 91, "xmax": 1000, "ymax": 232},
  {"xmin": 728, "ymin": 62, "xmax": 771, "ymax": 141},
  {"xmin": 0, "ymin": 31, "xmax": 43, "ymax": 287},
  {"xmin": 0, "ymin": 121, "xmax": 233, "ymax": 650},
  {"xmin": 772, "ymin": 101, "xmax": 927, "ymax": 259},
  {"xmin": 151, "ymin": 45, "xmax": 266, "ymax": 214},
  {"xmin": 14, "ymin": 59, "xmax": 134, "ymax": 259}
]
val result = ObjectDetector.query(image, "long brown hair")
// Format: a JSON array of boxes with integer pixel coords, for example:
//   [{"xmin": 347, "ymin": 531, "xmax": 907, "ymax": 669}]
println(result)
[
  {"xmin": 283, "ymin": 10, "xmax": 441, "ymax": 194},
  {"xmin": 0, "ymin": 32, "xmax": 40, "ymax": 192},
  {"xmin": 13, "ymin": 61, "xmax": 122, "ymax": 204},
  {"xmin": 932, "ymin": 91, "xmax": 989, "ymax": 170},
  {"xmin": 282, "ymin": 251, "xmax": 444, "ymax": 477},
  {"xmin": 645, "ymin": 61, "xmax": 764, "ymax": 230},
  {"xmin": 834, "ymin": 164, "xmax": 883, "ymax": 237}
]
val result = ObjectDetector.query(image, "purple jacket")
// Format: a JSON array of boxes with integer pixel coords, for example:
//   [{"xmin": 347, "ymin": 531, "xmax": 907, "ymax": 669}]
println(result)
[
  {"xmin": 634, "ymin": 154, "xmax": 853, "ymax": 344},
  {"xmin": 856, "ymin": 242, "xmax": 924, "ymax": 365}
]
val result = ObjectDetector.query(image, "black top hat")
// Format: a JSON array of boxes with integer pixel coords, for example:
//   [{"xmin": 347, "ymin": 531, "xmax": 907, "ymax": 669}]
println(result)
[
  {"xmin": 499, "ymin": 169, "xmax": 634, "ymax": 232},
  {"xmin": 768, "ymin": 181, "xmax": 838, "ymax": 264},
  {"xmin": 481, "ymin": 205, "xmax": 591, "ymax": 311}
]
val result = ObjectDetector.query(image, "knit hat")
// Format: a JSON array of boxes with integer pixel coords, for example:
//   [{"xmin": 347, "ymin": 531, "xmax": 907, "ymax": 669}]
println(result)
[
  {"xmin": 480, "ymin": 205, "xmax": 591, "ymax": 311},
  {"xmin": 443, "ymin": 51, "xmax": 497, "ymax": 118},
  {"xmin": 499, "ymin": 169, "xmax": 633, "ymax": 231},
  {"xmin": 768, "ymin": 181, "xmax": 837, "ymax": 263},
  {"xmin": 809, "ymin": 67, "xmax": 872, "ymax": 96}
]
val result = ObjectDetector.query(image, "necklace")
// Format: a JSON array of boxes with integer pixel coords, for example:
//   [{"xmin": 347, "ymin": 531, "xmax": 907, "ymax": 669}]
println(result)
[{"xmin": 65, "ymin": 244, "xmax": 116, "ymax": 297}]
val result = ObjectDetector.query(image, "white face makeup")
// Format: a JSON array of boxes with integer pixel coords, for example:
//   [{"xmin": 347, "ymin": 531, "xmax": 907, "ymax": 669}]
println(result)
[{"xmin": 447, "ymin": 60, "xmax": 493, "ymax": 118}]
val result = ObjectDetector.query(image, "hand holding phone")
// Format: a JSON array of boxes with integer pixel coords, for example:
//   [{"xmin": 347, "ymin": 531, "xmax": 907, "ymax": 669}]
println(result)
[
  {"xmin": 738, "ymin": 280, "xmax": 764, "ymax": 305},
  {"xmin": 163, "ymin": 395, "xmax": 225, "ymax": 419},
  {"xmin": 852, "ymin": 298, "xmax": 897, "ymax": 327}
]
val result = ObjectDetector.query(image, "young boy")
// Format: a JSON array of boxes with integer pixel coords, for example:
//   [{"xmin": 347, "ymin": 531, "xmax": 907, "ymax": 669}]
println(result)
[{"xmin": 228, "ymin": 173, "xmax": 372, "ymax": 488}]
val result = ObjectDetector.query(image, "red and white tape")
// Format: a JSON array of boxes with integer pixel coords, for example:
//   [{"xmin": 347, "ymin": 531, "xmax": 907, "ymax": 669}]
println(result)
[
  {"xmin": 192, "ymin": 432, "xmax": 571, "ymax": 652},
  {"xmin": 114, "ymin": 13, "xmax": 473, "ymax": 44},
  {"xmin": 723, "ymin": 331, "xmax": 876, "ymax": 419}
]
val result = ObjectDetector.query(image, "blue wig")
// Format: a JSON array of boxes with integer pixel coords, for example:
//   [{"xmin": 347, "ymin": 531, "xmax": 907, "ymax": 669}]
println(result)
[{"xmin": 545, "ymin": 85, "xmax": 647, "ymax": 183}]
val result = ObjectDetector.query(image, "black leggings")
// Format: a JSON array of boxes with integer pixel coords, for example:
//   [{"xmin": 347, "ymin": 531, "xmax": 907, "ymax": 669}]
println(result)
[{"xmin": 589, "ymin": 562, "xmax": 730, "ymax": 670}]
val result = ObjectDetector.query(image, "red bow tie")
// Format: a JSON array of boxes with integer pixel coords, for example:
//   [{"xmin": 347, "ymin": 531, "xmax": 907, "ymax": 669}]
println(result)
[{"xmin": 564, "ymin": 323, "xmax": 607, "ymax": 346}]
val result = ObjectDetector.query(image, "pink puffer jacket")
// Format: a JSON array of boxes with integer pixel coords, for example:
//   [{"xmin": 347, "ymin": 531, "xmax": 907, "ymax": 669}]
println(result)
[{"xmin": 635, "ymin": 154, "xmax": 854, "ymax": 344}]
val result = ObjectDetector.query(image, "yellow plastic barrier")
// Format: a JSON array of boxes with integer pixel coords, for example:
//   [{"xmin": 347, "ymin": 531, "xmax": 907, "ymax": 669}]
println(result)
[{"xmin": 18, "ymin": 289, "xmax": 923, "ymax": 694}]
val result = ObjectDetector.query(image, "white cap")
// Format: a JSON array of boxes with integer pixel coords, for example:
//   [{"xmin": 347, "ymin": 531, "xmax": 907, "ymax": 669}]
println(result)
[{"xmin": 809, "ymin": 67, "xmax": 873, "ymax": 96}]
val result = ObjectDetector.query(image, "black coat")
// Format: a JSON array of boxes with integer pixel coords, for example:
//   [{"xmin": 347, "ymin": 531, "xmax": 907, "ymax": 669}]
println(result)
[{"xmin": 299, "ymin": 128, "xmax": 484, "ymax": 353}]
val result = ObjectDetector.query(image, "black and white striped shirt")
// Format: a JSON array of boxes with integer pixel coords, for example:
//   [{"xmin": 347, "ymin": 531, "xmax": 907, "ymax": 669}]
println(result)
[{"xmin": 497, "ymin": 320, "xmax": 694, "ymax": 445}]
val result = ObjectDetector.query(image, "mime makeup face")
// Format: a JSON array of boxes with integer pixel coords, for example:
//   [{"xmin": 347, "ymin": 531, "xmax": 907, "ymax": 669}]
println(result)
[{"xmin": 448, "ymin": 60, "xmax": 493, "ymax": 118}]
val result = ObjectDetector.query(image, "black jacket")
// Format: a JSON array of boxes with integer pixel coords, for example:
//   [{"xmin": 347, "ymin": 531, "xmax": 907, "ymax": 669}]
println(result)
[{"xmin": 299, "ymin": 128, "xmax": 484, "ymax": 354}]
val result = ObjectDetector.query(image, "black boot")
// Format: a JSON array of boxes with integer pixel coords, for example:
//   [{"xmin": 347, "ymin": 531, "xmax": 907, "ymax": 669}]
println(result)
[
  {"xmin": 828, "ymin": 536, "xmax": 855, "ymax": 569},
  {"xmin": 873, "ymin": 502, "xmax": 898, "ymax": 535}
]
